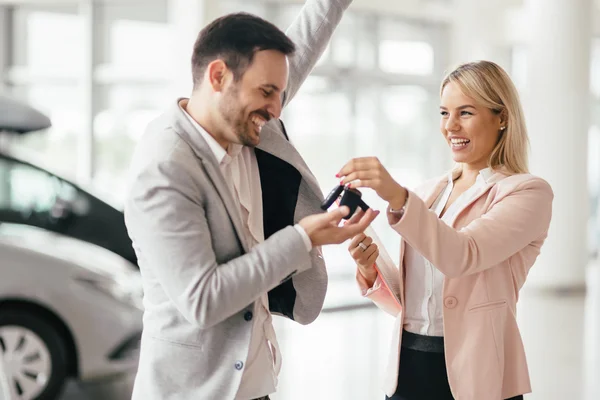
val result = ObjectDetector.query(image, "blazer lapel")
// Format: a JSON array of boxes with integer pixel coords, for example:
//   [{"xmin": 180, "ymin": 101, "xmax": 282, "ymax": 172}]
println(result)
[
  {"xmin": 169, "ymin": 100, "xmax": 250, "ymax": 252},
  {"xmin": 419, "ymin": 168, "xmax": 458, "ymax": 209},
  {"xmin": 447, "ymin": 167, "xmax": 510, "ymax": 228},
  {"xmin": 256, "ymin": 120, "xmax": 323, "ymax": 200}
]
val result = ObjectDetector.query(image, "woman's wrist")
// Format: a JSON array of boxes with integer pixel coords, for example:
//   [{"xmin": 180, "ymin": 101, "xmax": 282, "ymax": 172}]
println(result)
[
  {"xmin": 357, "ymin": 266, "xmax": 378, "ymax": 288},
  {"xmin": 388, "ymin": 186, "xmax": 408, "ymax": 210}
]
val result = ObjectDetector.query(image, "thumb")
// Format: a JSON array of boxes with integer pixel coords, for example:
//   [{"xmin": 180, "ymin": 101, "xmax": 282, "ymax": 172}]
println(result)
[{"xmin": 322, "ymin": 206, "xmax": 350, "ymax": 226}]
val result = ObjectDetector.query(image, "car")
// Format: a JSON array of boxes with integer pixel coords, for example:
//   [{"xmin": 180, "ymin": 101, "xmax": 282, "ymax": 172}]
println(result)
[
  {"xmin": 0, "ymin": 362, "xmax": 9, "ymax": 400},
  {"xmin": 0, "ymin": 95, "xmax": 137, "ymax": 266},
  {"xmin": 0, "ymin": 222, "xmax": 142, "ymax": 399}
]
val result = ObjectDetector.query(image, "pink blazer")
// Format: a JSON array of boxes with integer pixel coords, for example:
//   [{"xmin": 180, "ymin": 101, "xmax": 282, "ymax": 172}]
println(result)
[{"xmin": 357, "ymin": 167, "xmax": 553, "ymax": 400}]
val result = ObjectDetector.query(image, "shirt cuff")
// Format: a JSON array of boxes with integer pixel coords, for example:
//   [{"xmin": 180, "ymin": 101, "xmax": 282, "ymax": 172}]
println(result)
[
  {"xmin": 356, "ymin": 272, "xmax": 383, "ymax": 296},
  {"xmin": 294, "ymin": 224, "xmax": 312, "ymax": 252},
  {"xmin": 387, "ymin": 192, "xmax": 408, "ymax": 225}
]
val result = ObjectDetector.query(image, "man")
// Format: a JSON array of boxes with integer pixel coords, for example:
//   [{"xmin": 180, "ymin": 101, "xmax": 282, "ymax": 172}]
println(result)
[{"xmin": 124, "ymin": 1, "xmax": 377, "ymax": 399}]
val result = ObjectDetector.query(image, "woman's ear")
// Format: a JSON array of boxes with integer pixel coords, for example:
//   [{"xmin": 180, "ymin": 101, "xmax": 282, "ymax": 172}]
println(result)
[{"xmin": 499, "ymin": 109, "xmax": 508, "ymax": 128}]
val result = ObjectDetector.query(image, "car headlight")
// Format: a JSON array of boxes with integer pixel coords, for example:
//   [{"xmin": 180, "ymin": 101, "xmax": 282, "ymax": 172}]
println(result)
[{"xmin": 74, "ymin": 276, "xmax": 143, "ymax": 309}]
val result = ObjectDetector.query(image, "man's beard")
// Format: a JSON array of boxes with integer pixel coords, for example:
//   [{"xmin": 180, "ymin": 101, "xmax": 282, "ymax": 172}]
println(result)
[{"xmin": 218, "ymin": 85, "xmax": 257, "ymax": 147}]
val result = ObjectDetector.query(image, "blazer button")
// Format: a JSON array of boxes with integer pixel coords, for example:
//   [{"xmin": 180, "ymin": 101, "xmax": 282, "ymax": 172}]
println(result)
[
  {"xmin": 235, "ymin": 361, "xmax": 244, "ymax": 370},
  {"xmin": 444, "ymin": 296, "xmax": 458, "ymax": 309},
  {"xmin": 244, "ymin": 311, "xmax": 253, "ymax": 321}
]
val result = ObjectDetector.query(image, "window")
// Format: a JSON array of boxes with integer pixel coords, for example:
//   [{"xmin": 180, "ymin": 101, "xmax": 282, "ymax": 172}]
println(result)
[
  {"xmin": 102, "ymin": 19, "xmax": 172, "ymax": 82},
  {"xmin": 93, "ymin": 85, "xmax": 167, "ymax": 203},
  {"xmin": 591, "ymin": 38, "xmax": 600, "ymax": 98},
  {"xmin": 0, "ymin": 156, "xmax": 77, "ymax": 215},
  {"xmin": 8, "ymin": 84, "xmax": 81, "ymax": 175},
  {"xmin": 510, "ymin": 45, "xmax": 528, "ymax": 91},
  {"xmin": 25, "ymin": 11, "xmax": 83, "ymax": 78},
  {"xmin": 8, "ymin": 8, "xmax": 83, "ymax": 175},
  {"xmin": 379, "ymin": 40, "xmax": 435, "ymax": 75}
]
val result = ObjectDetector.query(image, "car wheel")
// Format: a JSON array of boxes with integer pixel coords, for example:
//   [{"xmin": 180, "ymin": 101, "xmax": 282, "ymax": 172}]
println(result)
[{"xmin": 0, "ymin": 310, "xmax": 69, "ymax": 400}]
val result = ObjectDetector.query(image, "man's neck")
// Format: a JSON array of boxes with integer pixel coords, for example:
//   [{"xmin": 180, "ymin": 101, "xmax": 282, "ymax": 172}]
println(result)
[{"xmin": 184, "ymin": 96, "xmax": 230, "ymax": 150}]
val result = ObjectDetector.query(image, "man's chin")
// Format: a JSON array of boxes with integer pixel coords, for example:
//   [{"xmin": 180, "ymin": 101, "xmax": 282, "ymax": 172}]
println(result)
[{"xmin": 239, "ymin": 133, "xmax": 260, "ymax": 147}]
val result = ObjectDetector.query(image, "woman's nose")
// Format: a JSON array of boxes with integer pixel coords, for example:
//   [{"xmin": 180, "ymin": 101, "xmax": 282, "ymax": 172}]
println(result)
[{"xmin": 445, "ymin": 116, "xmax": 460, "ymax": 132}]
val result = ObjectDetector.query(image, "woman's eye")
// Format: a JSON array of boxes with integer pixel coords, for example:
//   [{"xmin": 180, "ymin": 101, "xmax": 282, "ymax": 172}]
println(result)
[
  {"xmin": 461, "ymin": 111, "xmax": 473, "ymax": 116},
  {"xmin": 440, "ymin": 111, "xmax": 448, "ymax": 117}
]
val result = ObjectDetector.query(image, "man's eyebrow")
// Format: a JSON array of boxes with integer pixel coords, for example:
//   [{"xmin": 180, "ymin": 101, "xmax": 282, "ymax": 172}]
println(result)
[{"xmin": 261, "ymin": 84, "xmax": 281, "ymax": 92}]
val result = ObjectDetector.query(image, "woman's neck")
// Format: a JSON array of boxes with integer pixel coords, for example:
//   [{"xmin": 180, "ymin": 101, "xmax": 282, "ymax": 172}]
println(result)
[{"xmin": 457, "ymin": 163, "xmax": 487, "ymax": 185}]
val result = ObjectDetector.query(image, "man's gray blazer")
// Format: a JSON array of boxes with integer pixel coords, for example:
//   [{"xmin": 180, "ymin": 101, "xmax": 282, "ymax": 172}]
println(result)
[{"xmin": 124, "ymin": 1, "xmax": 352, "ymax": 399}]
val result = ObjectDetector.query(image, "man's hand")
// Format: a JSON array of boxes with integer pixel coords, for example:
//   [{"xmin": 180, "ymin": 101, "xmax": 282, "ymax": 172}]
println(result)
[{"xmin": 299, "ymin": 206, "xmax": 380, "ymax": 247}]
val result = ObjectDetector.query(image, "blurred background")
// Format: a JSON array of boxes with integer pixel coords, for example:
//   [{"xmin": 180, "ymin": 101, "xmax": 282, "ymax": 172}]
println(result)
[{"xmin": 0, "ymin": 0, "xmax": 599, "ymax": 399}]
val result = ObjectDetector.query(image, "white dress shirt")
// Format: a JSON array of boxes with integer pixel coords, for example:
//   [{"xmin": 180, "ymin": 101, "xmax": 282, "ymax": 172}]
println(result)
[
  {"xmin": 180, "ymin": 105, "xmax": 311, "ymax": 399},
  {"xmin": 402, "ymin": 167, "xmax": 493, "ymax": 336}
]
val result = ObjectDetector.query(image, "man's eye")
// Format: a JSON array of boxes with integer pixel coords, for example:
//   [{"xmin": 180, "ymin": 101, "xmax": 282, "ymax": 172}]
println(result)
[
  {"xmin": 440, "ymin": 111, "xmax": 448, "ymax": 117},
  {"xmin": 261, "ymin": 89, "xmax": 272, "ymax": 97}
]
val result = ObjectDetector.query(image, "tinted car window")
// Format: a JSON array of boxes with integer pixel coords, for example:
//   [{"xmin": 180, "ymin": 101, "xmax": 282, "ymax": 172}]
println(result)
[
  {"xmin": 0, "ymin": 156, "xmax": 90, "ymax": 222},
  {"xmin": 0, "ymin": 155, "xmax": 136, "ymax": 265}
]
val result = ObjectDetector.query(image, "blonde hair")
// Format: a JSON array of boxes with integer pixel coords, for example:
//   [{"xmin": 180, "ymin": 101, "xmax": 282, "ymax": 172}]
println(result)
[{"xmin": 440, "ymin": 60, "xmax": 529, "ymax": 174}]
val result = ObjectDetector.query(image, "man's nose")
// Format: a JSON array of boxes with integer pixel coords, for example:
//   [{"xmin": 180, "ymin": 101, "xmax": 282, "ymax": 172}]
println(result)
[{"xmin": 266, "ymin": 96, "xmax": 282, "ymax": 119}]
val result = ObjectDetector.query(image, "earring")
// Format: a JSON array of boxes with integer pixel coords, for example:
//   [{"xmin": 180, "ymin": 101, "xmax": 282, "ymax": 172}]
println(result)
[{"xmin": 500, "ymin": 126, "xmax": 506, "ymax": 131}]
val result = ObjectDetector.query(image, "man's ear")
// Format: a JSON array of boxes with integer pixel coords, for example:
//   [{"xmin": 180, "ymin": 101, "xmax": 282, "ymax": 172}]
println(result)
[{"xmin": 206, "ymin": 60, "xmax": 230, "ymax": 92}]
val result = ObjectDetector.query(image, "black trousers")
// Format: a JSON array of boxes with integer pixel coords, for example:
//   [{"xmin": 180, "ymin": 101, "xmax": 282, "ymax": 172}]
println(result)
[{"xmin": 386, "ymin": 346, "xmax": 524, "ymax": 400}]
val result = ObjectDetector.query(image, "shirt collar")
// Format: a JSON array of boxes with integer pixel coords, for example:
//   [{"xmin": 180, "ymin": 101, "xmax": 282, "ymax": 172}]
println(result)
[
  {"xmin": 478, "ymin": 167, "xmax": 494, "ymax": 183},
  {"xmin": 447, "ymin": 166, "xmax": 494, "ymax": 185},
  {"xmin": 179, "ymin": 103, "xmax": 243, "ymax": 165}
]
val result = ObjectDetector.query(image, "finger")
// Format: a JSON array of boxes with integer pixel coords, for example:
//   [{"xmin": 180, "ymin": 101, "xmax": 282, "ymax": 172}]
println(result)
[
  {"xmin": 349, "ymin": 246, "xmax": 363, "ymax": 260},
  {"xmin": 353, "ymin": 242, "xmax": 376, "ymax": 263},
  {"xmin": 320, "ymin": 206, "xmax": 350, "ymax": 227},
  {"xmin": 347, "ymin": 178, "xmax": 381, "ymax": 190},
  {"xmin": 348, "ymin": 233, "xmax": 367, "ymax": 250},
  {"xmin": 336, "ymin": 157, "xmax": 376, "ymax": 178},
  {"xmin": 357, "ymin": 247, "xmax": 377, "ymax": 267},
  {"xmin": 349, "ymin": 209, "xmax": 380, "ymax": 233},
  {"xmin": 337, "ymin": 209, "xmax": 380, "ymax": 240},
  {"xmin": 340, "ymin": 170, "xmax": 376, "ymax": 186},
  {"xmin": 366, "ymin": 248, "xmax": 379, "ymax": 264},
  {"xmin": 360, "ymin": 243, "xmax": 378, "ymax": 261},
  {"xmin": 361, "ymin": 236, "xmax": 373, "ymax": 247},
  {"xmin": 354, "ymin": 237, "xmax": 373, "ymax": 254},
  {"xmin": 343, "ymin": 208, "xmax": 365, "ymax": 226}
]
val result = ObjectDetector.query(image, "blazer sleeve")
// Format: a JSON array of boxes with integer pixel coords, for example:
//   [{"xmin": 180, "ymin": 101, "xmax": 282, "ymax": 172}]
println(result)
[
  {"xmin": 356, "ymin": 273, "xmax": 402, "ymax": 317},
  {"xmin": 270, "ymin": 247, "xmax": 328, "ymax": 325},
  {"xmin": 390, "ymin": 177, "xmax": 554, "ymax": 278},
  {"xmin": 125, "ymin": 158, "xmax": 313, "ymax": 330},
  {"xmin": 282, "ymin": 0, "xmax": 352, "ymax": 107}
]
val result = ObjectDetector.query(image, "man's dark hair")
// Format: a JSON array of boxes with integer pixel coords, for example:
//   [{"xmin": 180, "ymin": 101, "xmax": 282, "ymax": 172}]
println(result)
[{"xmin": 191, "ymin": 13, "xmax": 296, "ymax": 88}]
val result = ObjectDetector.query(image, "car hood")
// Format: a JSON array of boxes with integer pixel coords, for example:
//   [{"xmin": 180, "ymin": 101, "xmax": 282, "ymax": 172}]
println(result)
[{"xmin": 0, "ymin": 223, "xmax": 138, "ymax": 283}]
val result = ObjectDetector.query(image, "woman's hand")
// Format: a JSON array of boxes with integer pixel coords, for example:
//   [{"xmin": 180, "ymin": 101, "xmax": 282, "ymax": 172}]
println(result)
[
  {"xmin": 337, "ymin": 157, "xmax": 408, "ymax": 209},
  {"xmin": 348, "ymin": 232, "xmax": 379, "ymax": 288}
]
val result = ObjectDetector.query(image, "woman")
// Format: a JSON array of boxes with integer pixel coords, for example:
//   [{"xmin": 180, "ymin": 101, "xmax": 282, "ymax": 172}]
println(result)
[{"xmin": 338, "ymin": 61, "xmax": 553, "ymax": 400}]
